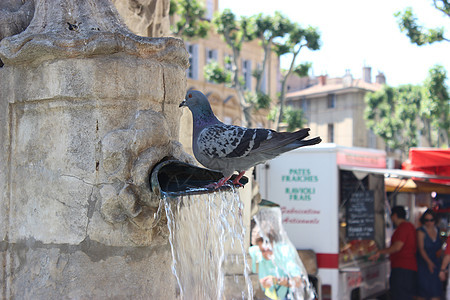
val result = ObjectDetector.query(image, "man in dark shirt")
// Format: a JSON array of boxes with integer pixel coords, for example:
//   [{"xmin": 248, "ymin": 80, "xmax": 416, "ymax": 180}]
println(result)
[{"xmin": 369, "ymin": 206, "xmax": 417, "ymax": 300}]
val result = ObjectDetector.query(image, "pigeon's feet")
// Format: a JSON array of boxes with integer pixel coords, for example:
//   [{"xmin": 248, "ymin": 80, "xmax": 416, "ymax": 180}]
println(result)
[
  {"xmin": 231, "ymin": 171, "xmax": 246, "ymax": 187},
  {"xmin": 205, "ymin": 176, "xmax": 231, "ymax": 189}
]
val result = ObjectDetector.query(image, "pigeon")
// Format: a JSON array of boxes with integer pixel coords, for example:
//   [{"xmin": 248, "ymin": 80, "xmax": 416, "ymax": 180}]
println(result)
[{"xmin": 179, "ymin": 90, "xmax": 321, "ymax": 188}]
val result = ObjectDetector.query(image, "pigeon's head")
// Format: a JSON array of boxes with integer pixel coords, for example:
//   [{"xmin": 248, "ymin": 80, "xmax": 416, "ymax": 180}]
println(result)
[
  {"xmin": 179, "ymin": 90, "xmax": 220, "ymax": 125},
  {"xmin": 179, "ymin": 90, "xmax": 211, "ymax": 112}
]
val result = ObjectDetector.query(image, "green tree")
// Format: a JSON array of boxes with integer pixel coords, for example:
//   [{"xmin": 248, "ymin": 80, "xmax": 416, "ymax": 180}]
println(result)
[
  {"xmin": 212, "ymin": 9, "xmax": 258, "ymax": 127},
  {"xmin": 205, "ymin": 12, "xmax": 274, "ymax": 123},
  {"xmin": 169, "ymin": 0, "xmax": 210, "ymax": 39},
  {"xmin": 283, "ymin": 106, "xmax": 306, "ymax": 132},
  {"xmin": 365, "ymin": 85, "xmax": 422, "ymax": 158},
  {"xmin": 210, "ymin": 11, "xmax": 320, "ymax": 130},
  {"xmin": 210, "ymin": 11, "xmax": 296, "ymax": 127},
  {"xmin": 393, "ymin": 1, "xmax": 449, "ymax": 150},
  {"xmin": 203, "ymin": 61, "xmax": 232, "ymax": 85},
  {"xmin": 273, "ymin": 24, "xmax": 321, "ymax": 130},
  {"xmin": 421, "ymin": 65, "xmax": 450, "ymax": 146},
  {"xmin": 268, "ymin": 106, "xmax": 306, "ymax": 132},
  {"xmin": 394, "ymin": 2, "xmax": 449, "ymax": 45},
  {"xmin": 252, "ymin": 12, "xmax": 292, "ymax": 94}
]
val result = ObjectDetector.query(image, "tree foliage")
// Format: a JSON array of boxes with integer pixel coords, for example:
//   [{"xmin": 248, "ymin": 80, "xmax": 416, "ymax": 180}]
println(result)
[
  {"xmin": 169, "ymin": 0, "xmax": 210, "ymax": 39},
  {"xmin": 268, "ymin": 106, "xmax": 306, "ymax": 132},
  {"xmin": 212, "ymin": 9, "xmax": 259, "ymax": 127},
  {"xmin": 273, "ymin": 24, "xmax": 321, "ymax": 130},
  {"xmin": 422, "ymin": 65, "xmax": 450, "ymax": 146},
  {"xmin": 391, "ymin": 1, "xmax": 449, "ymax": 153},
  {"xmin": 433, "ymin": 0, "xmax": 450, "ymax": 16},
  {"xmin": 252, "ymin": 12, "xmax": 293, "ymax": 93},
  {"xmin": 210, "ymin": 10, "xmax": 320, "ymax": 129},
  {"xmin": 214, "ymin": 9, "xmax": 255, "ymax": 52},
  {"xmin": 365, "ymin": 65, "xmax": 449, "ymax": 157},
  {"xmin": 204, "ymin": 61, "xmax": 232, "ymax": 85},
  {"xmin": 365, "ymin": 85, "xmax": 422, "ymax": 157},
  {"xmin": 283, "ymin": 106, "xmax": 306, "ymax": 132},
  {"xmin": 293, "ymin": 62, "xmax": 313, "ymax": 78},
  {"xmin": 394, "ymin": 2, "xmax": 449, "ymax": 45}
]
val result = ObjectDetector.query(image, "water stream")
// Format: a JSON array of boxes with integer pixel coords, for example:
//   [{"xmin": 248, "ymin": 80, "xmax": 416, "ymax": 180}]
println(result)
[{"xmin": 164, "ymin": 187, "xmax": 253, "ymax": 299}]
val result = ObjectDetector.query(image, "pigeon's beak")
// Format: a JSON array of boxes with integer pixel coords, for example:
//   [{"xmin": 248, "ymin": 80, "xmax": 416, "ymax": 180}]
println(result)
[{"xmin": 179, "ymin": 99, "xmax": 186, "ymax": 108}]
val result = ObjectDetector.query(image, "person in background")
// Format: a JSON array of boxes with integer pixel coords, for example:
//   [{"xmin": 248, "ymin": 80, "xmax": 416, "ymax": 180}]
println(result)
[
  {"xmin": 369, "ymin": 206, "xmax": 417, "ymax": 300},
  {"xmin": 416, "ymin": 209, "xmax": 442, "ymax": 300},
  {"xmin": 439, "ymin": 235, "xmax": 450, "ymax": 299}
]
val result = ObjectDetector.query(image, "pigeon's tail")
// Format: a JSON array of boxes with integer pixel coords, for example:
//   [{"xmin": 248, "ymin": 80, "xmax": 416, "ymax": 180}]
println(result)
[
  {"xmin": 282, "ymin": 136, "xmax": 322, "ymax": 152},
  {"xmin": 296, "ymin": 136, "xmax": 322, "ymax": 147},
  {"xmin": 258, "ymin": 130, "xmax": 321, "ymax": 157}
]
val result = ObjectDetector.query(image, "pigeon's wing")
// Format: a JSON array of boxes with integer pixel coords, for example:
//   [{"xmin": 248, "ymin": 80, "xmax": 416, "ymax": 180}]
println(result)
[
  {"xmin": 247, "ymin": 128, "xmax": 312, "ymax": 155},
  {"xmin": 197, "ymin": 125, "xmax": 276, "ymax": 159},
  {"xmin": 198, "ymin": 124, "xmax": 320, "ymax": 160}
]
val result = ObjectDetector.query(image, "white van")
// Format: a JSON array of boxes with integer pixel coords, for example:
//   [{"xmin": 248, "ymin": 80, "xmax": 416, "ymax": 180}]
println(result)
[{"xmin": 256, "ymin": 144, "xmax": 390, "ymax": 299}]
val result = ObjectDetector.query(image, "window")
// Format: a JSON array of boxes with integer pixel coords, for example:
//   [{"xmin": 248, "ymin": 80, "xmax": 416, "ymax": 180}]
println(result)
[
  {"xmin": 368, "ymin": 130, "xmax": 377, "ymax": 149},
  {"xmin": 205, "ymin": 48, "xmax": 218, "ymax": 83},
  {"xmin": 242, "ymin": 59, "xmax": 252, "ymax": 90},
  {"xmin": 257, "ymin": 63, "xmax": 267, "ymax": 93},
  {"xmin": 328, "ymin": 123, "xmax": 334, "ymax": 143},
  {"xmin": 186, "ymin": 44, "xmax": 199, "ymax": 80},
  {"xmin": 205, "ymin": 0, "xmax": 214, "ymax": 20},
  {"xmin": 205, "ymin": 48, "xmax": 218, "ymax": 64},
  {"xmin": 327, "ymin": 93, "xmax": 336, "ymax": 108},
  {"xmin": 261, "ymin": 68, "xmax": 267, "ymax": 93},
  {"xmin": 301, "ymin": 97, "xmax": 308, "ymax": 112},
  {"xmin": 224, "ymin": 54, "xmax": 233, "ymax": 72}
]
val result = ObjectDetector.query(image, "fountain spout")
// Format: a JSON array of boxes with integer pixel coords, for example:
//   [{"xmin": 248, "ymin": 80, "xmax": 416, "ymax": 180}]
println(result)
[{"xmin": 150, "ymin": 159, "xmax": 248, "ymax": 198}]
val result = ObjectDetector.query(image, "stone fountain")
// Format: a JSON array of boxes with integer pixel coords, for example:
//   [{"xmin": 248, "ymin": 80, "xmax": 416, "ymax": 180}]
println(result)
[{"xmin": 0, "ymin": 0, "xmax": 198, "ymax": 298}]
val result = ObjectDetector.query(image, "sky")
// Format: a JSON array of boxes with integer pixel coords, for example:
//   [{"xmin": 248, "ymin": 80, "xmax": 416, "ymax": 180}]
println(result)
[{"xmin": 219, "ymin": 0, "xmax": 450, "ymax": 87}]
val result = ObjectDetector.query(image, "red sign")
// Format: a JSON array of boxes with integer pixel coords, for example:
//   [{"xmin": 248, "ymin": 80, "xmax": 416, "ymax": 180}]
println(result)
[{"xmin": 337, "ymin": 148, "xmax": 386, "ymax": 168}]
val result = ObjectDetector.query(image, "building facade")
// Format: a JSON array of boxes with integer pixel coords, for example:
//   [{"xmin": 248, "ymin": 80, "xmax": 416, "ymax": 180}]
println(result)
[{"xmin": 286, "ymin": 67, "xmax": 386, "ymax": 150}]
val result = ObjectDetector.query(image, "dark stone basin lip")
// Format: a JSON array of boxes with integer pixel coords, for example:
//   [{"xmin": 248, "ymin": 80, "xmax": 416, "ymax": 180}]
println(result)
[{"xmin": 150, "ymin": 160, "xmax": 248, "ymax": 198}]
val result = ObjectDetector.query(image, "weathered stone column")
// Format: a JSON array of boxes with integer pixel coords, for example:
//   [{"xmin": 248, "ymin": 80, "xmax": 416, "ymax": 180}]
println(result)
[{"xmin": 0, "ymin": 0, "xmax": 191, "ymax": 298}]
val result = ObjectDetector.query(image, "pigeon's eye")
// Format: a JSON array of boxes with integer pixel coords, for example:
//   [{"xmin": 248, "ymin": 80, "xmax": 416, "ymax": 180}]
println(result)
[{"xmin": 188, "ymin": 94, "xmax": 192, "ymax": 98}]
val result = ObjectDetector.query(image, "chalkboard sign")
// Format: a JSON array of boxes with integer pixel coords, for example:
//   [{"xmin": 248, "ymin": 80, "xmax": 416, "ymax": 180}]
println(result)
[
  {"xmin": 340, "ymin": 171, "xmax": 368, "ymax": 204},
  {"xmin": 346, "ymin": 190, "xmax": 375, "ymax": 240}
]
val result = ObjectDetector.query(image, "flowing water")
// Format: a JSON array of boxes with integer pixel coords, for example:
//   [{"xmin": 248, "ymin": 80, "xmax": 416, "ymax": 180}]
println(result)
[{"xmin": 164, "ymin": 187, "xmax": 253, "ymax": 299}]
